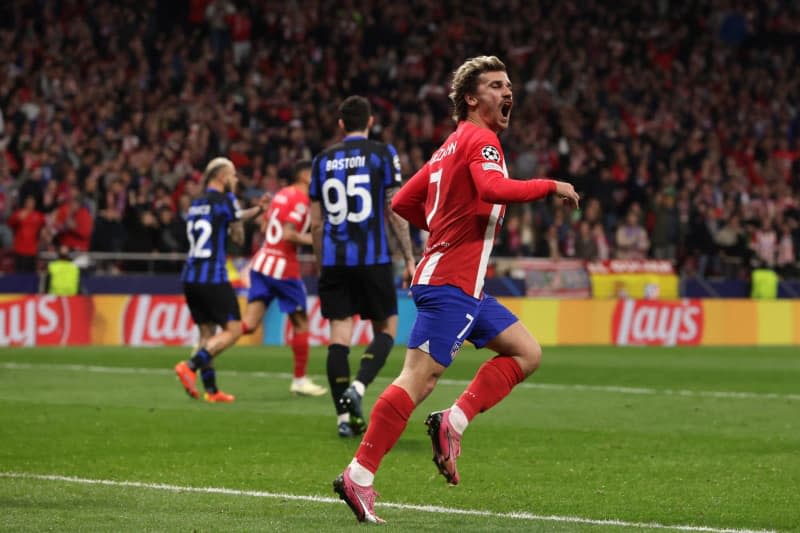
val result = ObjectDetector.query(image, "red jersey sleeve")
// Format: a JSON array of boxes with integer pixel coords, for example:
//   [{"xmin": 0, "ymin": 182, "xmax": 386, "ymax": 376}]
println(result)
[
  {"xmin": 391, "ymin": 164, "xmax": 430, "ymax": 231},
  {"xmin": 468, "ymin": 133, "xmax": 556, "ymax": 203}
]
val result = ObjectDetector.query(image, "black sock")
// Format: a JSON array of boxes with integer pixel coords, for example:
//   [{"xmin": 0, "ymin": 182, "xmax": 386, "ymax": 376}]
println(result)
[
  {"xmin": 326, "ymin": 344, "xmax": 350, "ymax": 415},
  {"xmin": 188, "ymin": 349, "xmax": 212, "ymax": 371},
  {"xmin": 201, "ymin": 367, "xmax": 217, "ymax": 393},
  {"xmin": 355, "ymin": 332, "xmax": 394, "ymax": 387}
]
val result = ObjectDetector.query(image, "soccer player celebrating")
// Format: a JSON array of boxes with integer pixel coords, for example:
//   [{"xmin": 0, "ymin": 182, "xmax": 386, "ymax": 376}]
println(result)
[
  {"xmin": 174, "ymin": 157, "xmax": 270, "ymax": 403},
  {"xmin": 310, "ymin": 95, "xmax": 416, "ymax": 438},
  {"xmin": 240, "ymin": 160, "xmax": 327, "ymax": 397},
  {"xmin": 332, "ymin": 56, "xmax": 580, "ymax": 523}
]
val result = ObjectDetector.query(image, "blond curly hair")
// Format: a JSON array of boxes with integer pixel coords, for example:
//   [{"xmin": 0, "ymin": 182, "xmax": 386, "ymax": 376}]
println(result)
[{"xmin": 449, "ymin": 56, "xmax": 507, "ymax": 122}]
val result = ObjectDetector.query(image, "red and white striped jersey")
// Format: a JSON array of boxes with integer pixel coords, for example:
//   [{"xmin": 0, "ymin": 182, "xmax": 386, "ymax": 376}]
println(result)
[
  {"xmin": 392, "ymin": 121, "xmax": 556, "ymax": 298},
  {"xmin": 250, "ymin": 185, "xmax": 310, "ymax": 280}
]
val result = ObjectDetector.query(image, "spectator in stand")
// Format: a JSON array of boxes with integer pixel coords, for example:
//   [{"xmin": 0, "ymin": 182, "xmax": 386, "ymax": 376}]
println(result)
[
  {"xmin": 650, "ymin": 192, "xmax": 679, "ymax": 262},
  {"xmin": 592, "ymin": 223, "xmax": 611, "ymax": 261},
  {"xmin": 776, "ymin": 220, "xmax": 797, "ymax": 278},
  {"xmin": 0, "ymin": 0, "xmax": 798, "ymax": 278},
  {"xmin": 685, "ymin": 202, "xmax": 718, "ymax": 277},
  {"xmin": 48, "ymin": 189, "xmax": 93, "ymax": 252},
  {"xmin": 751, "ymin": 218, "xmax": 778, "ymax": 270},
  {"xmin": 123, "ymin": 207, "xmax": 160, "ymax": 273},
  {"xmin": 615, "ymin": 210, "xmax": 650, "ymax": 260},
  {"xmin": 715, "ymin": 215, "xmax": 750, "ymax": 279},
  {"xmin": 91, "ymin": 205, "xmax": 127, "ymax": 255},
  {"xmin": 0, "ymin": 169, "xmax": 14, "ymax": 250},
  {"xmin": 156, "ymin": 205, "xmax": 189, "ymax": 273},
  {"xmin": 17, "ymin": 166, "xmax": 45, "ymax": 212},
  {"xmin": 7, "ymin": 195, "xmax": 45, "ymax": 272},
  {"xmin": 574, "ymin": 220, "xmax": 597, "ymax": 261}
]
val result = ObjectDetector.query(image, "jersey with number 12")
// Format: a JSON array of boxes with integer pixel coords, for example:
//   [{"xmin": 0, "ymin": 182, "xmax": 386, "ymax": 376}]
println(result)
[
  {"xmin": 250, "ymin": 185, "xmax": 309, "ymax": 280},
  {"xmin": 181, "ymin": 190, "xmax": 241, "ymax": 284}
]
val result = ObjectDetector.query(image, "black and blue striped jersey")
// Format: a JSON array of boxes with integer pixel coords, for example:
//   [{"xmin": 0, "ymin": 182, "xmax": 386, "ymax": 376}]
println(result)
[
  {"xmin": 180, "ymin": 189, "xmax": 241, "ymax": 284},
  {"xmin": 309, "ymin": 135, "xmax": 402, "ymax": 267}
]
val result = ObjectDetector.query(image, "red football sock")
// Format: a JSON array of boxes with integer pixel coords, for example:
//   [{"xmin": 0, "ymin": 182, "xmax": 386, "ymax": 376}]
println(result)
[
  {"xmin": 291, "ymin": 331, "xmax": 310, "ymax": 378},
  {"xmin": 455, "ymin": 356, "xmax": 525, "ymax": 421},
  {"xmin": 355, "ymin": 384, "xmax": 415, "ymax": 473}
]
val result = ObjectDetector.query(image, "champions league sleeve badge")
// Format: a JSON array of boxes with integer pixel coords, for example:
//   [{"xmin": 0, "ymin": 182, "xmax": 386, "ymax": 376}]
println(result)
[{"xmin": 481, "ymin": 145, "xmax": 501, "ymax": 162}]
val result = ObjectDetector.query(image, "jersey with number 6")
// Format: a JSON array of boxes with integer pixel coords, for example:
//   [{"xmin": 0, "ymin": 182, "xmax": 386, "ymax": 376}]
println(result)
[
  {"xmin": 309, "ymin": 135, "xmax": 402, "ymax": 267},
  {"xmin": 250, "ymin": 185, "xmax": 309, "ymax": 280},
  {"xmin": 181, "ymin": 189, "xmax": 241, "ymax": 284},
  {"xmin": 392, "ymin": 121, "xmax": 556, "ymax": 298}
]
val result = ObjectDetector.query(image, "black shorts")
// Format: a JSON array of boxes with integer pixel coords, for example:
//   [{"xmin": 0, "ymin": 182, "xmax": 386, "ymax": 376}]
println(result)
[
  {"xmin": 318, "ymin": 264, "xmax": 397, "ymax": 321},
  {"xmin": 183, "ymin": 282, "xmax": 241, "ymax": 326}
]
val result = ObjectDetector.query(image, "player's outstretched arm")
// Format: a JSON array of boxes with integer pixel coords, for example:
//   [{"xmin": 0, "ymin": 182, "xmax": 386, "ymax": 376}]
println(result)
[
  {"xmin": 472, "ymin": 164, "xmax": 556, "ymax": 204},
  {"xmin": 238, "ymin": 192, "xmax": 272, "ymax": 221}
]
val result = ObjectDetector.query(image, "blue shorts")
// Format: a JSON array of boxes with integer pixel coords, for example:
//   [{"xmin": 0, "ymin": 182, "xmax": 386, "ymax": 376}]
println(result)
[
  {"xmin": 407, "ymin": 284, "xmax": 518, "ymax": 367},
  {"xmin": 247, "ymin": 273, "xmax": 307, "ymax": 314}
]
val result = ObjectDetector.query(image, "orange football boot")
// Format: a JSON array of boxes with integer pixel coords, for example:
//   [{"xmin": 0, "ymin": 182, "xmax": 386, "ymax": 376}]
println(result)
[
  {"xmin": 174, "ymin": 361, "xmax": 199, "ymax": 399},
  {"xmin": 204, "ymin": 390, "xmax": 236, "ymax": 403}
]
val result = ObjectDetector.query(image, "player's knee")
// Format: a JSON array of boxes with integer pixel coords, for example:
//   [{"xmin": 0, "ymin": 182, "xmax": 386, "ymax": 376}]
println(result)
[
  {"xmin": 518, "ymin": 341, "xmax": 542, "ymax": 377},
  {"xmin": 225, "ymin": 321, "xmax": 244, "ymax": 341}
]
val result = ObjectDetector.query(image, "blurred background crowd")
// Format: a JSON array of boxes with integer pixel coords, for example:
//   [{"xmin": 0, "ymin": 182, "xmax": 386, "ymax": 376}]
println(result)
[{"xmin": 1, "ymin": 0, "xmax": 799, "ymax": 279}]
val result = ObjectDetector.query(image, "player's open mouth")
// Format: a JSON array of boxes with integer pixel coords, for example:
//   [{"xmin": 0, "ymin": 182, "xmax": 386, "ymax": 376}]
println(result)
[{"xmin": 501, "ymin": 102, "xmax": 512, "ymax": 118}]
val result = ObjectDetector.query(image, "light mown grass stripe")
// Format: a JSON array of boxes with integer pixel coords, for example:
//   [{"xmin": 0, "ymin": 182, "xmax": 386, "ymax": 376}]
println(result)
[
  {"xmin": 0, "ymin": 472, "xmax": 775, "ymax": 533},
  {"xmin": 2, "ymin": 361, "xmax": 799, "ymax": 402}
]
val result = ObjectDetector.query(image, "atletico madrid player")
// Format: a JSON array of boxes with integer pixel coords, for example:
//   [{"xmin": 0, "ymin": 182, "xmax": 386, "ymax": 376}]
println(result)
[{"xmin": 332, "ymin": 56, "xmax": 580, "ymax": 524}]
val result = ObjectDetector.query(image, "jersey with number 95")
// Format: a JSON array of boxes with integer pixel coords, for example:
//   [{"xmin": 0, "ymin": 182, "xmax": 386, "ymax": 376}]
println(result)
[
  {"xmin": 309, "ymin": 135, "xmax": 402, "ymax": 267},
  {"xmin": 181, "ymin": 190, "xmax": 241, "ymax": 284}
]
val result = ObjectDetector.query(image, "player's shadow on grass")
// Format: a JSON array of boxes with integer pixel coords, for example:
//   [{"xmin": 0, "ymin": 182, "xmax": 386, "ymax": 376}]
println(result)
[{"xmin": 389, "ymin": 438, "xmax": 429, "ymax": 453}]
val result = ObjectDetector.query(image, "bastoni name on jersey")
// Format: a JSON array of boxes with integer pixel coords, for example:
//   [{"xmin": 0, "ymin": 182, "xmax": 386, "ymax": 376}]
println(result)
[{"xmin": 325, "ymin": 155, "xmax": 366, "ymax": 172}]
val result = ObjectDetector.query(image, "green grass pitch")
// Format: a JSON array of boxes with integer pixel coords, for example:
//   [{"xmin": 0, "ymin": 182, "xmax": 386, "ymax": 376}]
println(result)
[{"xmin": 0, "ymin": 345, "xmax": 798, "ymax": 532}]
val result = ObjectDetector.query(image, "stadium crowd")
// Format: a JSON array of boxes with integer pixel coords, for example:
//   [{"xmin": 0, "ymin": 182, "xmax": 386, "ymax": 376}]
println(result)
[{"xmin": 0, "ymin": 0, "xmax": 799, "ymax": 279}]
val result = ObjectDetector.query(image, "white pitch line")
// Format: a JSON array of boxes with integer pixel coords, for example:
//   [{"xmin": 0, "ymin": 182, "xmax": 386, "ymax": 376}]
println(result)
[
  {"xmin": 0, "ymin": 471, "xmax": 776, "ymax": 533},
  {"xmin": 3, "ymin": 361, "xmax": 800, "ymax": 402}
]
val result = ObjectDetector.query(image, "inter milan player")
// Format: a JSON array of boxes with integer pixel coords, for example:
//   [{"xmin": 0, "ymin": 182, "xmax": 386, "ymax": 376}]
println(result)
[
  {"xmin": 332, "ymin": 57, "xmax": 580, "ymax": 523},
  {"xmin": 240, "ymin": 160, "xmax": 327, "ymax": 397},
  {"xmin": 310, "ymin": 95, "xmax": 415, "ymax": 437},
  {"xmin": 174, "ymin": 157, "xmax": 270, "ymax": 403}
]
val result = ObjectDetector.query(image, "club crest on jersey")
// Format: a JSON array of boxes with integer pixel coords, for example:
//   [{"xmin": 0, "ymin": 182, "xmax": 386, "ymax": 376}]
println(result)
[
  {"xmin": 449, "ymin": 340, "xmax": 463, "ymax": 360},
  {"xmin": 481, "ymin": 145, "xmax": 501, "ymax": 162}
]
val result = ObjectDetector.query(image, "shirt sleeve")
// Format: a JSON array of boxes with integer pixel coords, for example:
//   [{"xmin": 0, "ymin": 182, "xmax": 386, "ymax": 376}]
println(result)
[
  {"xmin": 468, "ymin": 135, "xmax": 556, "ymax": 203},
  {"xmin": 226, "ymin": 192, "xmax": 243, "ymax": 220},
  {"xmin": 278, "ymin": 192, "xmax": 306, "ymax": 228},
  {"xmin": 385, "ymin": 144, "xmax": 402, "ymax": 188},
  {"xmin": 391, "ymin": 163, "xmax": 430, "ymax": 231}
]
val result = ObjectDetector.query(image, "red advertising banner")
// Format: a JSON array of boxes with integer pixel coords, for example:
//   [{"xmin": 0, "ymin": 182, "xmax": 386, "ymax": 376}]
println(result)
[
  {"xmin": 611, "ymin": 299, "xmax": 704, "ymax": 346},
  {"xmin": 282, "ymin": 296, "xmax": 374, "ymax": 346},
  {"xmin": 0, "ymin": 295, "xmax": 93, "ymax": 346},
  {"xmin": 122, "ymin": 295, "xmax": 197, "ymax": 346}
]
